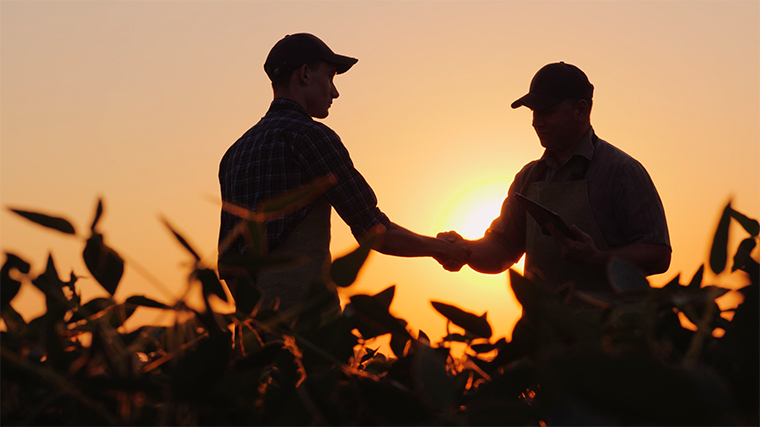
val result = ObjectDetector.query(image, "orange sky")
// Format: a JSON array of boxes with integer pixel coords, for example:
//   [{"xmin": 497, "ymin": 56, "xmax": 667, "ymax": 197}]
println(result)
[{"xmin": 1, "ymin": 1, "xmax": 758, "ymax": 343}]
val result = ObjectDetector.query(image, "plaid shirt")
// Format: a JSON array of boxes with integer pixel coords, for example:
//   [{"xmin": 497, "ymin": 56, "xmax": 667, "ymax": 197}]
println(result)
[{"xmin": 219, "ymin": 98, "xmax": 390, "ymax": 257}]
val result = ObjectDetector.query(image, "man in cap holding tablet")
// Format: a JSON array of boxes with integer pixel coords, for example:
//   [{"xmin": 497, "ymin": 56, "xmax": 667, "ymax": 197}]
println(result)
[
  {"xmin": 219, "ymin": 34, "xmax": 468, "ymax": 321},
  {"xmin": 438, "ymin": 62, "xmax": 671, "ymax": 301}
]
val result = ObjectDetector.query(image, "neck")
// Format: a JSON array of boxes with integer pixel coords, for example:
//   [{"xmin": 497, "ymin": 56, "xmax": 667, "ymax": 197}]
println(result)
[
  {"xmin": 553, "ymin": 124, "xmax": 591, "ymax": 165},
  {"xmin": 273, "ymin": 88, "xmax": 308, "ymax": 112}
]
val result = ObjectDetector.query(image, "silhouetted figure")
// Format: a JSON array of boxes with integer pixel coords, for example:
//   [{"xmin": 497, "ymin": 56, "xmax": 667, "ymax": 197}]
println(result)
[
  {"xmin": 218, "ymin": 34, "xmax": 468, "ymax": 334},
  {"xmin": 438, "ymin": 62, "xmax": 671, "ymax": 301}
]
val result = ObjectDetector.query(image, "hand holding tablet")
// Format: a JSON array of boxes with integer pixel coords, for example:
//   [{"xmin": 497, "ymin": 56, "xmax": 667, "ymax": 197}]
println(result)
[{"xmin": 515, "ymin": 193, "xmax": 578, "ymax": 241}]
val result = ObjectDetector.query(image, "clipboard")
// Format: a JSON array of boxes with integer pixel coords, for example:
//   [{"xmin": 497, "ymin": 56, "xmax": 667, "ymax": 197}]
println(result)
[{"xmin": 515, "ymin": 193, "xmax": 578, "ymax": 241}]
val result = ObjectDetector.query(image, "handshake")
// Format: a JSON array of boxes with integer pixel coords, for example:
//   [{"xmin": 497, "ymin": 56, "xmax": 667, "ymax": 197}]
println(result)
[{"xmin": 434, "ymin": 230, "xmax": 471, "ymax": 272}]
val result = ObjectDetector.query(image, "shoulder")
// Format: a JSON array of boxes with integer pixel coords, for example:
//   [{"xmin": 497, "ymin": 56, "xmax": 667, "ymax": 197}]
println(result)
[
  {"xmin": 305, "ymin": 120, "xmax": 341, "ymax": 143},
  {"xmin": 592, "ymin": 136, "xmax": 653, "ymax": 177}
]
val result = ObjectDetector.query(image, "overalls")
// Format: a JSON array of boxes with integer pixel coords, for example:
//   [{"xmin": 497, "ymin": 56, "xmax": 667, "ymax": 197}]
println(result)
[
  {"xmin": 523, "ymin": 156, "xmax": 611, "ymax": 299},
  {"xmin": 255, "ymin": 198, "xmax": 340, "ymax": 316}
]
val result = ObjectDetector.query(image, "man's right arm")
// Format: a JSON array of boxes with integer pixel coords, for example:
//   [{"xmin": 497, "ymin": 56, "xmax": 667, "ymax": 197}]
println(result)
[{"xmin": 436, "ymin": 231, "xmax": 522, "ymax": 274}]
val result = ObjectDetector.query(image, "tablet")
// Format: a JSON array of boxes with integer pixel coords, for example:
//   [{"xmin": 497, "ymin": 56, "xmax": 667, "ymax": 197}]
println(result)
[{"xmin": 515, "ymin": 193, "xmax": 578, "ymax": 241}]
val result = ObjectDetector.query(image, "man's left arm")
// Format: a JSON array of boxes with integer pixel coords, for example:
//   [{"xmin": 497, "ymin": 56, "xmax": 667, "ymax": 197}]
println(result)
[
  {"xmin": 548, "ymin": 159, "xmax": 671, "ymax": 276},
  {"xmin": 548, "ymin": 223, "xmax": 671, "ymax": 275}
]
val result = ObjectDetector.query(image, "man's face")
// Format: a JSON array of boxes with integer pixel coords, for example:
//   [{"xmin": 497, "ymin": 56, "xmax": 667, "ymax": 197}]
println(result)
[
  {"xmin": 304, "ymin": 62, "xmax": 339, "ymax": 119},
  {"xmin": 531, "ymin": 99, "xmax": 581, "ymax": 153}
]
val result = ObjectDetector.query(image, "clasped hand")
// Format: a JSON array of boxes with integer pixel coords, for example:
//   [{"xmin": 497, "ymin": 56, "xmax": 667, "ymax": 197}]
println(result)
[
  {"xmin": 546, "ymin": 223, "xmax": 603, "ymax": 265},
  {"xmin": 434, "ymin": 230, "xmax": 470, "ymax": 272}
]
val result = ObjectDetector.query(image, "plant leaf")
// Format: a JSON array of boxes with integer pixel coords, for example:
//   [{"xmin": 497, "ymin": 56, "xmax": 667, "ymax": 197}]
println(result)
[
  {"xmin": 442, "ymin": 333, "xmax": 469, "ymax": 343},
  {"xmin": 9, "ymin": 208, "xmax": 76, "ymax": 235},
  {"xmin": 330, "ymin": 227, "xmax": 381, "ymax": 288},
  {"xmin": 256, "ymin": 174, "xmax": 337, "ymax": 221},
  {"xmin": 608, "ymin": 258, "xmax": 650, "ymax": 294},
  {"xmin": 90, "ymin": 198, "xmax": 103, "ymax": 231},
  {"xmin": 161, "ymin": 217, "xmax": 201, "ymax": 261},
  {"xmin": 372, "ymin": 285, "xmax": 395, "ymax": 309},
  {"xmin": 709, "ymin": 202, "xmax": 732, "ymax": 275},
  {"xmin": 431, "ymin": 301, "xmax": 492, "ymax": 339},
  {"xmin": 732, "ymin": 237, "xmax": 757, "ymax": 272},
  {"xmin": 729, "ymin": 207, "xmax": 760, "ymax": 237},
  {"xmin": 83, "ymin": 232, "xmax": 124, "ymax": 296},
  {"xmin": 471, "ymin": 343, "xmax": 497, "ymax": 353},
  {"xmin": 348, "ymin": 294, "xmax": 410, "ymax": 340},
  {"xmin": 1, "ymin": 253, "xmax": 30, "ymax": 310},
  {"xmin": 194, "ymin": 268, "xmax": 228, "ymax": 303},
  {"xmin": 417, "ymin": 329, "xmax": 431, "ymax": 345},
  {"xmin": 688, "ymin": 265, "xmax": 704, "ymax": 289},
  {"xmin": 126, "ymin": 295, "xmax": 170, "ymax": 310}
]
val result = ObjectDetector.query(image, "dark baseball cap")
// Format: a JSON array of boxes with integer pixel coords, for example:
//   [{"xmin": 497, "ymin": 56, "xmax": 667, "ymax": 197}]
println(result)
[
  {"xmin": 264, "ymin": 33, "xmax": 358, "ymax": 81},
  {"xmin": 511, "ymin": 62, "xmax": 594, "ymax": 110}
]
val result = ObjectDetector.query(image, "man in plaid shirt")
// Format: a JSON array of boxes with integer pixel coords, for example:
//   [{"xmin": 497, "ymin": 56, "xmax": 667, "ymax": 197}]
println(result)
[{"xmin": 219, "ymin": 34, "xmax": 468, "ymax": 319}]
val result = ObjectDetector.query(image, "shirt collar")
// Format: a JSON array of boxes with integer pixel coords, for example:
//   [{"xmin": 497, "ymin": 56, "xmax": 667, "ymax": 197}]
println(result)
[
  {"xmin": 539, "ymin": 127, "xmax": 596, "ymax": 169},
  {"xmin": 267, "ymin": 98, "xmax": 311, "ymax": 119}
]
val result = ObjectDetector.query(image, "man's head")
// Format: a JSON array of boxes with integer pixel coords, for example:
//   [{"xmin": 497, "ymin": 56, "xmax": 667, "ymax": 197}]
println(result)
[
  {"xmin": 264, "ymin": 33, "xmax": 357, "ymax": 119},
  {"xmin": 511, "ymin": 62, "xmax": 593, "ymax": 111},
  {"xmin": 512, "ymin": 62, "xmax": 594, "ymax": 156}
]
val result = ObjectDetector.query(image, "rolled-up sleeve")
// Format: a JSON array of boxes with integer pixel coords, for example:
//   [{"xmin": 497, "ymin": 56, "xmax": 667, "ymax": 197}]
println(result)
[
  {"xmin": 296, "ymin": 125, "xmax": 391, "ymax": 240},
  {"xmin": 614, "ymin": 162, "xmax": 671, "ymax": 248}
]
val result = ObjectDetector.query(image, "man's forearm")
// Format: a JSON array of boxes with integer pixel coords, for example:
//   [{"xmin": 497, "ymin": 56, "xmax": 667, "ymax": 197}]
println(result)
[
  {"xmin": 378, "ymin": 222, "xmax": 464, "ymax": 260},
  {"xmin": 599, "ymin": 242, "xmax": 672, "ymax": 276},
  {"xmin": 466, "ymin": 237, "xmax": 521, "ymax": 274}
]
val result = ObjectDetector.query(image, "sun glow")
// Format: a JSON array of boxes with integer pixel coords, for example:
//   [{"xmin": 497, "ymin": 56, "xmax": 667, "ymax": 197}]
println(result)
[{"xmin": 436, "ymin": 177, "xmax": 525, "ymax": 283}]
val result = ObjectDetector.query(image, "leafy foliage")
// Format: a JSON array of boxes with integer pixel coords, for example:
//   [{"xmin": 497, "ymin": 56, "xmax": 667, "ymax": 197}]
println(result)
[{"xmin": 1, "ymin": 193, "xmax": 758, "ymax": 426}]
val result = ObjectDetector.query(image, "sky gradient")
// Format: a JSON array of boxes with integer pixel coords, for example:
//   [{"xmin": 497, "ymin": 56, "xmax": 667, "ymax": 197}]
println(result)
[{"xmin": 2, "ymin": 0, "xmax": 758, "ymax": 342}]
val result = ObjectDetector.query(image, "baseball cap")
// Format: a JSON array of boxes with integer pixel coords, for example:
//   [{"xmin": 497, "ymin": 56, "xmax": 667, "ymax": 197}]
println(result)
[
  {"xmin": 511, "ymin": 62, "xmax": 594, "ymax": 110},
  {"xmin": 264, "ymin": 33, "xmax": 358, "ymax": 81}
]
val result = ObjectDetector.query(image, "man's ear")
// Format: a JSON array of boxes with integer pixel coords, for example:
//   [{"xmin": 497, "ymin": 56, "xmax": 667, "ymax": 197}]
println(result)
[
  {"xmin": 574, "ymin": 99, "xmax": 590, "ymax": 121},
  {"xmin": 294, "ymin": 63, "xmax": 311, "ymax": 87}
]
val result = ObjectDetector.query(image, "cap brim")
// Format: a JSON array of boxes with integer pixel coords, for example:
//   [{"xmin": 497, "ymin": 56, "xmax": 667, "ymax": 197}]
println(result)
[
  {"xmin": 511, "ymin": 92, "xmax": 563, "ymax": 110},
  {"xmin": 331, "ymin": 54, "xmax": 358, "ymax": 74}
]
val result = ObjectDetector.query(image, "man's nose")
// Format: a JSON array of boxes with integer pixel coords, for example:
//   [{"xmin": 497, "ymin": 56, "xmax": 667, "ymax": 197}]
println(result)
[{"xmin": 332, "ymin": 84, "xmax": 339, "ymax": 99}]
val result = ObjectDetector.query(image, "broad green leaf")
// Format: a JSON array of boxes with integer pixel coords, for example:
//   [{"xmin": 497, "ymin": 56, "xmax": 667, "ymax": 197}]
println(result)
[
  {"xmin": 1, "ymin": 253, "xmax": 30, "ymax": 310},
  {"xmin": 729, "ymin": 207, "xmax": 760, "ymax": 237},
  {"xmin": 709, "ymin": 202, "xmax": 731, "ymax": 275},
  {"xmin": 431, "ymin": 301, "xmax": 492, "ymax": 338},
  {"xmin": 412, "ymin": 344, "xmax": 461, "ymax": 410},
  {"xmin": 389, "ymin": 331, "xmax": 411, "ymax": 358},
  {"xmin": 608, "ymin": 258, "xmax": 650, "ymax": 294},
  {"xmin": 30, "ymin": 254, "xmax": 66, "ymax": 302},
  {"xmin": 348, "ymin": 294, "xmax": 410, "ymax": 339},
  {"xmin": 256, "ymin": 174, "xmax": 337, "ymax": 220},
  {"xmin": 1, "ymin": 304, "xmax": 26, "ymax": 334},
  {"xmin": 9, "ymin": 208, "xmax": 76, "ymax": 235},
  {"xmin": 663, "ymin": 273, "xmax": 682, "ymax": 291},
  {"xmin": 83, "ymin": 232, "xmax": 124, "ymax": 296},
  {"xmin": 194, "ymin": 268, "xmax": 228, "ymax": 303},
  {"xmin": 372, "ymin": 285, "xmax": 395, "ymax": 309},
  {"xmin": 509, "ymin": 269, "xmax": 538, "ymax": 309},
  {"xmin": 417, "ymin": 329, "xmax": 431, "ymax": 345},
  {"xmin": 688, "ymin": 265, "xmax": 704, "ymax": 289},
  {"xmin": 90, "ymin": 198, "xmax": 103, "ymax": 231},
  {"xmin": 126, "ymin": 295, "xmax": 170, "ymax": 310},
  {"xmin": 361, "ymin": 347, "xmax": 378, "ymax": 363},
  {"xmin": 732, "ymin": 237, "xmax": 757, "ymax": 272},
  {"xmin": 471, "ymin": 342, "xmax": 497, "ymax": 353},
  {"xmin": 226, "ymin": 275, "xmax": 261, "ymax": 316},
  {"xmin": 330, "ymin": 228, "xmax": 380, "ymax": 288},
  {"xmin": 69, "ymin": 297, "xmax": 114, "ymax": 322},
  {"xmin": 161, "ymin": 217, "xmax": 201, "ymax": 261}
]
